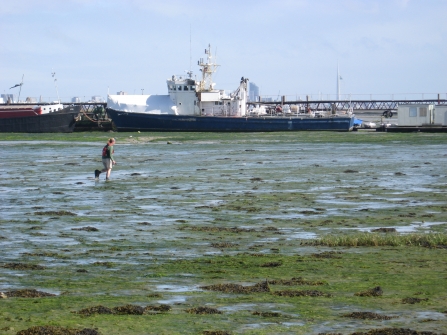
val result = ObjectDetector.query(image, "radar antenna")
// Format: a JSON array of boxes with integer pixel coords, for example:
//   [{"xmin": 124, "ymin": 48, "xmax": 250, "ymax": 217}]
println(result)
[{"xmin": 197, "ymin": 44, "xmax": 219, "ymax": 92}]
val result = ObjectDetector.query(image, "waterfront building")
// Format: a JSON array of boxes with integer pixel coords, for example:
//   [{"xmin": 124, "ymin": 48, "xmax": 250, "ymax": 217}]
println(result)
[
  {"xmin": 91, "ymin": 96, "xmax": 103, "ymax": 102},
  {"xmin": 1, "ymin": 94, "xmax": 14, "ymax": 103},
  {"xmin": 249, "ymin": 82, "xmax": 259, "ymax": 102}
]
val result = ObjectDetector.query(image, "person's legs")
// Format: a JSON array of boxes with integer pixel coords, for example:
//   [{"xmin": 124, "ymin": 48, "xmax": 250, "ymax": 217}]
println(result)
[
  {"xmin": 105, "ymin": 168, "xmax": 112, "ymax": 180},
  {"xmin": 101, "ymin": 158, "xmax": 113, "ymax": 180}
]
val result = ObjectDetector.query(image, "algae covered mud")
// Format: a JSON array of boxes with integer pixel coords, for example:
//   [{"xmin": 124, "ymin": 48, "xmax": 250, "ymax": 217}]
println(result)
[{"xmin": 0, "ymin": 132, "xmax": 447, "ymax": 335}]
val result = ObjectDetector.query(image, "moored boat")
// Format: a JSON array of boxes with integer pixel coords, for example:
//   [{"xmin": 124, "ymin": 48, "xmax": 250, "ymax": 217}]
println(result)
[
  {"xmin": 106, "ymin": 45, "xmax": 355, "ymax": 132},
  {"xmin": 0, "ymin": 104, "xmax": 81, "ymax": 133},
  {"xmin": 0, "ymin": 103, "xmax": 65, "ymax": 119}
]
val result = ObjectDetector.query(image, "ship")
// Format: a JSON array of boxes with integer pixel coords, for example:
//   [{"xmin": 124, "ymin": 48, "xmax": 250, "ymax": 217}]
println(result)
[
  {"xmin": 0, "ymin": 103, "xmax": 81, "ymax": 133},
  {"xmin": 106, "ymin": 45, "xmax": 355, "ymax": 132}
]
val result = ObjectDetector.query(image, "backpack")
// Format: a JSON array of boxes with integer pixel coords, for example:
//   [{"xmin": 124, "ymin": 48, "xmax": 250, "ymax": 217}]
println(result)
[{"xmin": 102, "ymin": 144, "xmax": 109, "ymax": 158}]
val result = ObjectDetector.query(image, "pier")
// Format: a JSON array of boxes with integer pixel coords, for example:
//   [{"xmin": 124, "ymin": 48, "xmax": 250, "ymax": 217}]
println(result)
[
  {"xmin": 3, "ymin": 98, "xmax": 446, "ymax": 113},
  {"xmin": 248, "ymin": 97, "xmax": 447, "ymax": 111},
  {"xmin": 0, "ymin": 101, "xmax": 106, "ymax": 112}
]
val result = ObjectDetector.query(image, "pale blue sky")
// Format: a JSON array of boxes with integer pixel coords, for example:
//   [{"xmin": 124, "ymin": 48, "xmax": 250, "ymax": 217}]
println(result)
[{"xmin": 1, "ymin": 0, "xmax": 446, "ymax": 102}]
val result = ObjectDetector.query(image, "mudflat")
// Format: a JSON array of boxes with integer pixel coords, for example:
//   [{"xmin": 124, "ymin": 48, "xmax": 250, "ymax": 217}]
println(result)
[{"xmin": 1, "ymin": 132, "xmax": 446, "ymax": 335}]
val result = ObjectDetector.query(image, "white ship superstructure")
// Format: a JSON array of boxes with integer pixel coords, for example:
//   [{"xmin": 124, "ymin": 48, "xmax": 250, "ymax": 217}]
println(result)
[{"xmin": 108, "ymin": 44, "xmax": 249, "ymax": 117}]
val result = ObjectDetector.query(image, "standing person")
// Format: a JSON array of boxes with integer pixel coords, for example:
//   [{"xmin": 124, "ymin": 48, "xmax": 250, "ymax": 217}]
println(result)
[{"xmin": 95, "ymin": 138, "xmax": 116, "ymax": 181}]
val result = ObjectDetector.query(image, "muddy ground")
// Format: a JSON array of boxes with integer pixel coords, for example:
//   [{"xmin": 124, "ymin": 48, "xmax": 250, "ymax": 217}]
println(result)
[{"xmin": 0, "ymin": 132, "xmax": 446, "ymax": 334}]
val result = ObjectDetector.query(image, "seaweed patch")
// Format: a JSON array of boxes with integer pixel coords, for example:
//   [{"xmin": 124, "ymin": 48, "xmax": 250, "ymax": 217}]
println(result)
[
  {"xmin": 180, "ymin": 226, "xmax": 255, "ymax": 233},
  {"xmin": 201, "ymin": 281, "xmax": 270, "ymax": 294},
  {"xmin": 343, "ymin": 169, "xmax": 359, "ymax": 173},
  {"xmin": 268, "ymin": 277, "xmax": 326, "ymax": 286},
  {"xmin": 76, "ymin": 304, "xmax": 172, "ymax": 316},
  {"xmin": 1, "ymin": 289, "xmax": 55, "ymax": 298},
  {"xmin": 185, "ymin": 306, "xmax": 222, "ymax": 314},
  {"xmin": 71, "ymin": 226, "xmax": 99, "ymax": 232},
  {"xmin": 273, "ymin": 290, "xmax": 331, "ymax": 297},
  {"xmin": 210, "ymin": 242, "xmax": 239, "ymax": 248},
  {"xmin": 355, "ymin": 286, "xmax": 383, "ymax": 297},
  {"xmin": 343, "ymin": 311, "xmax": 396, "ymax": 320},
  {"xmin": 260, "ymin": 261, "xmax": 282, "ymax": 267},
  {"xmin": 402, "ymin": 297, "xmax": 429, "ymax": 304},
  {"xmin": 16, "ymin": 325, "xmax": 99, "ymax": 335},
  {"xmin": 311, "ymin": 251, "xmax": 343, "ymax": 259},
  {"xmin": 252, "ymin": 311, "xmax": 283, "ymax": 317},
  {"xmin": 144, "ymin": 304, "xmax": 172, "ymax": 312},
  {"xmin": 34, "ymin": 210, "xmax": 76, "ymax": 216},
  {"xmin": 371, "ymin": 228, "xmax": 397, "ymax": 233},
  {"xmin": 112, "ymin": 304, "xmax": 145, "ymax": 315},
  {"xmin": 76, "ymin": 305, "xmax": 113, "ymax": 316},
  {"xmin": 2, "ymin": 263, "xmax": 45, "ymax": 270}
]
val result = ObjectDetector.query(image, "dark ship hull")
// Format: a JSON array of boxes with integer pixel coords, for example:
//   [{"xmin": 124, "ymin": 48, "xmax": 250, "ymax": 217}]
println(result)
[
  {"xmin": 0, "ymin": 105, "xmax": 81, "ymax": 133},
  {"xmin": 107, "ymin": 109, "xmax": 355, "ymax": 132}
]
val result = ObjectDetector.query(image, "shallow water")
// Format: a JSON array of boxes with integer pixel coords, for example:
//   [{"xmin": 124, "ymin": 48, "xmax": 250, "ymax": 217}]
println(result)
[
  {"xmin": 1, "ymin": 139, "xmax": 446, "ymax": 263},
  {"xmin": 352, "ymin": 221, "xmax": 447, "ymax": 233},
  {"xmin": 1, "ymin": 135, "xmax": 447, "ymax": 334}
]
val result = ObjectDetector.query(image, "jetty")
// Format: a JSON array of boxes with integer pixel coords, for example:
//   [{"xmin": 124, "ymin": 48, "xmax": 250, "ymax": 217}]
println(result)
[{"xmin": 247, "ymin": 96, "xmax": 447, "ymax": 111}]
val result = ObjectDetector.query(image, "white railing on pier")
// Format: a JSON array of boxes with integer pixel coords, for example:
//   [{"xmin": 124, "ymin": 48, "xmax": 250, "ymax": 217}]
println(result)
[
  {"xmin": 3, "ymin": 96, "xmax": 106, "ymax": 104},
  {"xmin": 255, "ymin": 92, "xmax": 447, "ymax": 103}
]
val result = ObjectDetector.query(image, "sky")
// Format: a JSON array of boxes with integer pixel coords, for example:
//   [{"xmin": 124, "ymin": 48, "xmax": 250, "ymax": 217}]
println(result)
[{"xmin": 1, "ymin": 0, "xmax": 446, "ymax": 102}]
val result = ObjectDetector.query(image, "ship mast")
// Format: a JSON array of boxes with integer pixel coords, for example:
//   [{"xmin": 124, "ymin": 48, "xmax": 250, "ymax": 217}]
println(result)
[
  {"xmin": 18, "ymin": 74, "xmax": 24, "ymax": 103},
  {"xmin": 337, "ymin": 63, "xmax": 341, "ymax": 101},
  {"xmin": 52, "ymin": 70, "xmax": 60, "ymax": 103},
  {"xmin": 197, "ymin": 44, "xmax": 219, "ymax": 92}
]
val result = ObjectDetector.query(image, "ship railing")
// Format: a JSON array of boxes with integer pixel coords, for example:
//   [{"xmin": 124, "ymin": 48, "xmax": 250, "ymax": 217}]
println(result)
[
  {"xmin": 201, "ymin": 106, "xmax": 343, "ymax": 118},
  {"xmin": 201, "ymin": 107, "xmax": 238, "ymax": 117},
  {"xmin": 247, "ymin": 110, "xmax": 330, "ymax": 118}
]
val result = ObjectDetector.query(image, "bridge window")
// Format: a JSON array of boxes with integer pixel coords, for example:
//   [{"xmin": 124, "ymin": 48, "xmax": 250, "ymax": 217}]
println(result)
[
  {"xmin": 184, "ymin": 86, "xmax": 189, "ymax": 91},
  {"xmin": 409, "ymin": 107, "xmax": 417, "ymax": 117},
  {"xmin": 191, "ymin": 85, "xmax": 196, "ymax": 90},
  {"xmin": 419, "ymin": 107, "xmax": 427, "ymax": 117},
  {"xmin": 177, "ymin": 86, "xmax": 182, "ymax": 91}
]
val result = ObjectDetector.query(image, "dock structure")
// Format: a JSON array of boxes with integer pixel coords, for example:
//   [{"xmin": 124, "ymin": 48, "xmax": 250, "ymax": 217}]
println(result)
[
  {"xmin": 3, "ymin": 99, "xmax": 446, "ymax": 112},
  {"xmin": 248, "ymin": 98, "xmax": 447, "ymax": 111},
  {"xmin": 49, "ymin": 99, "xmax": 447, "ymax": 114}
]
